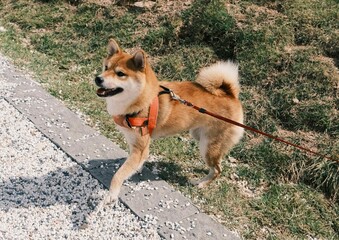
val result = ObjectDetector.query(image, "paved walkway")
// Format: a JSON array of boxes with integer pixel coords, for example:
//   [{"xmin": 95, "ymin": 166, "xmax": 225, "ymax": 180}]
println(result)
[{"xmin": 0, "ymin": 54, "xmax": 239, "ymax": 239}]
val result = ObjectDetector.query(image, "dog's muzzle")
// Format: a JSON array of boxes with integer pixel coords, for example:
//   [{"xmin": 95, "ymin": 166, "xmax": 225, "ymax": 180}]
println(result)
[{"xmin": 95, "ymin": 76, "xmax": 124, "ymax": 97}]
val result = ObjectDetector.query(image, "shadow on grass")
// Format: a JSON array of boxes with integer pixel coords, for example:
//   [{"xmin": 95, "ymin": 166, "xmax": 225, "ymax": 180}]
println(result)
[
  {"xmin": 145, "ymin": 161, "xmax": 189, "ymax": 187},
  {"xmin": 145, "ymin": 161, "xmax": 209, "ymax": 187},
  {"xmin": 35, "ymin": 0, "xmax": 82, "ymax": 5}
]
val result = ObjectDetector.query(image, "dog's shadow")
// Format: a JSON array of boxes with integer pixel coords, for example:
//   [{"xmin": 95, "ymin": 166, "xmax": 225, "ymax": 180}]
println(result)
[
  {"xmin": 0, "ymin": 158, "xmax": 127, "ymax": 229},
  {"xmin": 144, "ymin": 161, "xmax": 191, "ymax": 187},
  {"xmin": 88, "ymin": 157, "xmax": 192, "ymax": 188},
  {"xmin": 1, "ymin": 157, "xmax": 196, "ymax": 229}
]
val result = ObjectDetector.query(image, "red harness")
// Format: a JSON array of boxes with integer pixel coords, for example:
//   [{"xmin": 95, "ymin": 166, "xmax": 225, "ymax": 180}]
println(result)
[{"xmin": 113, "ymin": 96, "xmax": 159, "ymax": 136}]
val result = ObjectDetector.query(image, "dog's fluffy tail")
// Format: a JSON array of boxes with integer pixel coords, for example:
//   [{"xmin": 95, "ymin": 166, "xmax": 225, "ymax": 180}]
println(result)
[{"xmin": 196, "ymin": 61, "xmax": 240, "ymax": 98}]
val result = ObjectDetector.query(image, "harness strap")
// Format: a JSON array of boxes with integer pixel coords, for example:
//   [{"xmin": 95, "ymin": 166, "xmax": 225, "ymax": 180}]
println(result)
[
  {"xmin": 147, "ymin": 95, "xmax": 159, "ymax": 135},
  {"xmin": 113, "ymin": 95, "xmax": 159, "ymax": 136},
  {"xmin": 158, "ymin": 85, "xmax": 172, "ymax": 96}
]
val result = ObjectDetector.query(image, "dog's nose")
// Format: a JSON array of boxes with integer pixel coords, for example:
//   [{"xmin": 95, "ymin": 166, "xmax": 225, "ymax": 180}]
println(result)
[{"xmin": 95, "ymin": 76, "xmax": 104, "ymax": 86}]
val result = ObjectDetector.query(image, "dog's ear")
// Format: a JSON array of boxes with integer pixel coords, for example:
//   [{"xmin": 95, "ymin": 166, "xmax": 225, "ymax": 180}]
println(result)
[
  {"xmin": 107, "ymin": 39, "xmax": 121, "ymax": 57},
  {"xmin": 133, "ymin": 50, "xmax": 146, "ymax": 70}
]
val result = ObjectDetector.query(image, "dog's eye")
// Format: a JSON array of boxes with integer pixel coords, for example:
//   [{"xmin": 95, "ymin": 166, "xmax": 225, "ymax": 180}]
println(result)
[
  {"xmin": 104, "ymin": 65, "xmax": 108, "ymax": 71},
  {"xmin": 116, "ymin": 71, "xmax": 126, "ymax": 77}
]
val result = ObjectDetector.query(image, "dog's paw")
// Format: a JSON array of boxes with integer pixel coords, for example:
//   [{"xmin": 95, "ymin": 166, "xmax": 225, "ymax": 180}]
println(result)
[
  {"xmin": 190, "ymin": 178, "xmax": 209, "ymax": 188},
  {"xmin": 103, "ymin": 191, "xmax": 119, "ymax": 205},
  {"xmin": 97, "ymin": 191, "xmax": 119, "ymax": 210},
  {"xmin": 189, "ymin": 178, "xmax": 199, "ymax": 186}
]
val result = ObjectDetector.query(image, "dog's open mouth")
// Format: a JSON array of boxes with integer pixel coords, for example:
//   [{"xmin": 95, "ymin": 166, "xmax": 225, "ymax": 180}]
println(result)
[{"xmin": 96, "ymin": 87, "xmax": 124, "ymax": 97}]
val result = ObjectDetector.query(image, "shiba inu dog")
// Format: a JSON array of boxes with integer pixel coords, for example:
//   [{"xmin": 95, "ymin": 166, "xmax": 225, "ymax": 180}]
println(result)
[{"xmin": 95, "ymin": 39, "xmax": 244, "ymax": 203}]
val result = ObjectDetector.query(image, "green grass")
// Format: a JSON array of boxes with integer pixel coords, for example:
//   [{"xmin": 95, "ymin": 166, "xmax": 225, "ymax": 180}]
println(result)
[{"xmin": 0, "ymin": 0, "xmax": 338, "ymax": 239}]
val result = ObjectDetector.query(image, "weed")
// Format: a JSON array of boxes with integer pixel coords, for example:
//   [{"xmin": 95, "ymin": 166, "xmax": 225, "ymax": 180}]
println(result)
[
  {"xmin": 250, "ymin": 184, "xmax": 338, "ymax": 238},
  {"xmin": 154, "ymin": 45, "xmax": 217, "ymax": 81},
  {"xmin": 141, "ymin": 18, "xmax": 177, "ymax": 55},
  {"xmin": 180, "ymin": 0, "xmax": 236, "ymax": 59}
]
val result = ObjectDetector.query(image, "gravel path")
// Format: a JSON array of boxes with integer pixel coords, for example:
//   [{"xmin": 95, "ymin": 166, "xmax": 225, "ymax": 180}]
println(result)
[{"xmin": 0, "ymin": 63, "xmax": 160, "ymax": 239}]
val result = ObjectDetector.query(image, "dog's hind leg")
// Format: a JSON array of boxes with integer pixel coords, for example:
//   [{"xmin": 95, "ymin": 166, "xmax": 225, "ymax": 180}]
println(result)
[
  {"xmin": 104, "ymin": 134, "xmax": 151, "ymax": 204},
  {"xmin": 190, "ymin": 139, "xmax": 223, "ymax": 188},
  {"xmin": 190, "ymin": 128, "xmax": 235, "ymax": 188}
]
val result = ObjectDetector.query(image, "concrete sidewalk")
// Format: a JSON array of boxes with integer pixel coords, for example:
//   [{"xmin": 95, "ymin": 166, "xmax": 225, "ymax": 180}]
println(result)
[{"xmin": 0, "ymin": 54, "xmax": 239, "ymax": 239}]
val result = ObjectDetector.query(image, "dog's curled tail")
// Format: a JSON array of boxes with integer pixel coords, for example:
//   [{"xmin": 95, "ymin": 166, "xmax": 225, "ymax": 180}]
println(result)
[{"xmin": 196, "ymin": 61, "xmax": 240, "ymax": 98}]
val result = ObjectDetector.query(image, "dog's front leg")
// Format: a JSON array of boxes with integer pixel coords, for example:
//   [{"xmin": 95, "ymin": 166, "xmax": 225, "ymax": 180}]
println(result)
[{"xmin": 104, "ymin": 133, "xmax": 151, "ymax": 204}]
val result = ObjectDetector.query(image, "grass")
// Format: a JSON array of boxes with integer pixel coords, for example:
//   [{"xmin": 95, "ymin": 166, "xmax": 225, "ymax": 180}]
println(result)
[{"xmin": 0, "ymin": 0, "xmax": 338, "ymax": 239}]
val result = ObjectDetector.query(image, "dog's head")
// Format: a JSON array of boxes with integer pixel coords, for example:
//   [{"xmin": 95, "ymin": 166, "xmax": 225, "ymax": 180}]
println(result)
[
  {"xmin": 95, "ymin": 39, "xmax": 147, "ymax": 99},
  {"xmin": 95, "ymin": 39, "xmax": 159, "ymax": 116}
]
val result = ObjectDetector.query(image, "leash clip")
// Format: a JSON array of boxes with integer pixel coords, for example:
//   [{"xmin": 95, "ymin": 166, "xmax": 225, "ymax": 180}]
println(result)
[{"xmin": 169, "ymin": 89, "xmax": 186, "ymax": 104}]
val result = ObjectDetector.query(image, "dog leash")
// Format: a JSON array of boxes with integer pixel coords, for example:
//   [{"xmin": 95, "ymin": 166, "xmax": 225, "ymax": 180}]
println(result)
[{"xmin": 159, "ymin": 85, "xmax": 338, "ymax": 163}]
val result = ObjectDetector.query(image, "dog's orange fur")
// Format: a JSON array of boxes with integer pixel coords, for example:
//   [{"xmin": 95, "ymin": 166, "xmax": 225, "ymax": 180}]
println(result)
[{"xmin": 96, "ymin": 39, "xmax": 244, "ymax": 203}]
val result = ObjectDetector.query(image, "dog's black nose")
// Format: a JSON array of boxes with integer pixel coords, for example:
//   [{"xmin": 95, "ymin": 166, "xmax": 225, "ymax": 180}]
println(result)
[{"xmin": 95, "ymin": 76, "xmax": 104, "ymax": 86}]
